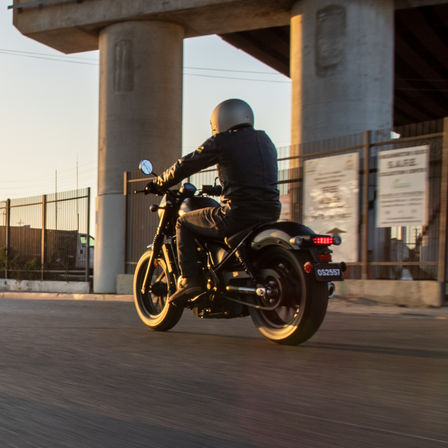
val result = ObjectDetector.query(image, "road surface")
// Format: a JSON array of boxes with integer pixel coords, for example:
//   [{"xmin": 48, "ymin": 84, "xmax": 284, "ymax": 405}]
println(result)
[{"xmin": 0, "ymin": 298, "xmax": 447, "ymax": 447}]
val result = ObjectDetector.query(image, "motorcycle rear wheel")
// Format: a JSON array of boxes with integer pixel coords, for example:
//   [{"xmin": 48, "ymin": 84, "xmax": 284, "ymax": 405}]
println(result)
[
  {"xmin": 249, "ymin": 246, "xmax": 328, "ymax": 345},
  {"xmin": 133, "ymin": 249, "xmax": 183, "ymax": 331}
]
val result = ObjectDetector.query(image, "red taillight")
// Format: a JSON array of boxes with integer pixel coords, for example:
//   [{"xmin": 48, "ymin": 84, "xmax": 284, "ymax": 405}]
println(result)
[
  {"xmin": 304, "ymin": 262, "xmax": 312, "ymax": 274},
  {"xmin": 313, "ymin": 236, "xmax": 334, "ymax": 245}
]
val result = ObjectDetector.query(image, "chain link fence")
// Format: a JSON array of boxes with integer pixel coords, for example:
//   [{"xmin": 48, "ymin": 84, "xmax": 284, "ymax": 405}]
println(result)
[{"xmin": 0, "ymin": 188, "xmax": 92, "ymax": 282}]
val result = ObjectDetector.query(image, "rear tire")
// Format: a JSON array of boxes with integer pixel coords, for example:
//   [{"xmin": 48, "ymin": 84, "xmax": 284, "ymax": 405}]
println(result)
[
  {"xmin": 249, "ymin": 246, "xmax": 328, "ymax": 345},
  {"xmin": 133, "ymin": 249, "xmax": 183, "ymax": 331}
]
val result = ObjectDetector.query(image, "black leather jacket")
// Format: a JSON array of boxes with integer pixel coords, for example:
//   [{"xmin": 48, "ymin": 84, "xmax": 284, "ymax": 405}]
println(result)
[{"xmin": 155, "ymin": 126, "xmax": 281, "ymax": 221}]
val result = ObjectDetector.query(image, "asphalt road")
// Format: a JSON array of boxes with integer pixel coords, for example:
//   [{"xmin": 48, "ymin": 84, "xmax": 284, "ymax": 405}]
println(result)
[{"xmin": 0, "ymin": 298, "xmax": 447, "ymax": 448}]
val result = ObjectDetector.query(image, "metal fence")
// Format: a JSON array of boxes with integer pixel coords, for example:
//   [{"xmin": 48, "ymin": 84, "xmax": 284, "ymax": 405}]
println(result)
[
  {"xmin": 124, "ymin": 172, "xmax": 161, "ymax": 275},
  {"xmin": 0, "ymin": 188, "xmax": 91, "ymax": 282},
  {"xmin": 124, "ymin": 119, "xmax": 447, "ymax": 287}
]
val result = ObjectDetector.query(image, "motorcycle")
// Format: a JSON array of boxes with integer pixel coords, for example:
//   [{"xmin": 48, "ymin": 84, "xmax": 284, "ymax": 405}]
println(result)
[{"xmin": 133, "ymin": 160, "xmax": 345, "ymax": 345}]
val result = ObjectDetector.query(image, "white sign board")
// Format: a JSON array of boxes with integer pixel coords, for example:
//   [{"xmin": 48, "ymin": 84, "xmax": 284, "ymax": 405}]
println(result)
[
  {"xmin": 377, "ymin": 145, "xmax": 429, "ymax": 227},
  {"xmin": 303, "ymin": 153, "xmax": 359, "ymax": 262}
]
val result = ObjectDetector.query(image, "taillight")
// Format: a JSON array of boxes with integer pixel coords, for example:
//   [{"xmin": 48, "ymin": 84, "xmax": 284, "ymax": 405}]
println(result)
[
  {"xmin": 290, "ymin": 234, "xmax": 341, "ymax": 248},
  {"xmin": 304, "ymin": 262, "xmax": 312, "ymax": 274},
  {"xmin": 313, "ymin": 236, "xmax": 334, "ymax": 245},
  {"xmin": 313, "ymin": 236, "xmax": 342, "ymax": 246}
]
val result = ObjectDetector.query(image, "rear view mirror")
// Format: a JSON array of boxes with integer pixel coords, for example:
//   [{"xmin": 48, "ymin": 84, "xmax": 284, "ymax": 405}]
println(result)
[{"xmin": 139, "ymin": 160, "xmax": 153, "ymax": 175}]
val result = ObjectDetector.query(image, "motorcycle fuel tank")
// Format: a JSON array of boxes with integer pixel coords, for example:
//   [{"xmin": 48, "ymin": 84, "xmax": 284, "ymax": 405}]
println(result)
[{"xmin": 179, "ymin": 196, "xmax": 220, "ymax": 215}]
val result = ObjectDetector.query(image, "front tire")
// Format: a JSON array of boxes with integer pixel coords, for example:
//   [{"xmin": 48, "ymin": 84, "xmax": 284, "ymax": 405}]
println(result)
[
  {"xmin": 249, "ymin": 246, "xmax": 328, "ymax": 345},
  {"xmin": 133, "ymin": 249, "xmax": 183, "ymax": 331}
]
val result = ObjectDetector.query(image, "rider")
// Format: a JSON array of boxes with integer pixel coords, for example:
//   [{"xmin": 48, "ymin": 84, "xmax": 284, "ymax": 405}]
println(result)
[{"xmin": 145, "ymin": 98, "xmax": 281, "ymax": 306}]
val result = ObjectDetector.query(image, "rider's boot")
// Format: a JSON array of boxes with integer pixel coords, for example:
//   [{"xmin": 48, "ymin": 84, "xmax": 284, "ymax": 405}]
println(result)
[{"xmin": 168, "ymin": 276, "xmax": 202, "ymax": 307}]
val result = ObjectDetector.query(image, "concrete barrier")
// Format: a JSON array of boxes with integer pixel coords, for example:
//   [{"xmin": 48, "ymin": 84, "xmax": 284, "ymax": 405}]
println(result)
[
  {"xmin": 0, "ymin": 279, "xmax": 90, "ymax": 294},
  {"xmin": 336, "ymin": 279, "xmax": 444, "ymax": 307}
]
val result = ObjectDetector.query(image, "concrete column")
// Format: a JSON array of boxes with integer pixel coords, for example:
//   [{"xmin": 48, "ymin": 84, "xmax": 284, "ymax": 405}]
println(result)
[
  {"xmin": 94, "ymin": 21, "xmax": 184, "ymax": 293},
  {"xmin": 290, "ymin": 0, "xmax": 394, "ymax": 145}
]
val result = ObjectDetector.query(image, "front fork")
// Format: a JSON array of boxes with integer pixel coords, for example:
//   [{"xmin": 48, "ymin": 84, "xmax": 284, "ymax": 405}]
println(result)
[{"xmin": 140, "ymin": 235, "xmax": 179, "ymax": 295}]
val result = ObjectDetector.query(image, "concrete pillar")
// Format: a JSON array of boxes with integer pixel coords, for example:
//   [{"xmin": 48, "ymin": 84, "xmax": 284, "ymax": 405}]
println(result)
[
  {"xmin": 94, "ymin": 21, "xmax": 184, "ymax": 293},
  {"xmin": 290, "ymin": 0, "xmax": 394, "ymax": 145}
]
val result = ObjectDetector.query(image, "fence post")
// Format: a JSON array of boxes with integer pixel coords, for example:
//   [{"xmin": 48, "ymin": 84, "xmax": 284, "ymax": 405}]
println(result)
[
  {"xmin": 5, "ymin": 199, "xmax": 10, "ymax": 279},
  {"xmin": 85, "ymin": 188, "xmax": 91, "ymax": 285},
  {"xmin": 41, "ymin": 195, "xmax": 47, "ymax": 281},
  {"xmin": 437, "ymin": 117, "xmax": 448, "ymax": 301},
  {"xmin": 361, "ymin": 131, "xmax": 371, "ymax": 280},
  {"xmin": 123, "ymin": 172, "xmax": 128, "ymax": 275}
]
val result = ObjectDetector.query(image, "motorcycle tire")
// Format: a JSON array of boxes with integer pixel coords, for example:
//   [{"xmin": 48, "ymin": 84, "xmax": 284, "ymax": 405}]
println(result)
[
  {"xmin": 249, "ymin": 246, "xmax": 328, "ymax": 345},
  {"xmin": 133, "ymin": 249, "xmax": 183, "ymax": 331}
]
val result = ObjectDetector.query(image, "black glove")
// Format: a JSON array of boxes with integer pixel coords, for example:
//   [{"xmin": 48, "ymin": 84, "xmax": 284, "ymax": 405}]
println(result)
[{"xmin": 144, "ymin": 180, "xmax": 164, "ymax": 195}]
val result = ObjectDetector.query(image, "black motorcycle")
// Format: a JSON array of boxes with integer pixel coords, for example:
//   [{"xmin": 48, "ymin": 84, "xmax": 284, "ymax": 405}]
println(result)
[{"xmin": 133, "ymin": 160, "xmax": 345, "ymax": 345}]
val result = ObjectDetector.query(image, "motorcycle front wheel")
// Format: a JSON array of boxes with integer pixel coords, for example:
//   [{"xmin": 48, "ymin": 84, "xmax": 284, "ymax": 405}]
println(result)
[
  {"xmin": 133, "ymin": 249, "xmax": 183, "ymax": 331},
  {"xmin": 249, "ymin": 246, "xmax": 328, "ymax": 345}
]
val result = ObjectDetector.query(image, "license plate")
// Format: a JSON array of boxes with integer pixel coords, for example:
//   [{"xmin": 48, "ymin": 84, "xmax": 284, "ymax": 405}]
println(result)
[{"xmin": 314, "ymin": 263, "xmax": 344, "ymax": 281}]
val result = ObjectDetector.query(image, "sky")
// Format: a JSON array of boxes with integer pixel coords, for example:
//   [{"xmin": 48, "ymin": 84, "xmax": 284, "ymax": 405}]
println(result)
[{"xmin": 0, "ymin": 3, "xmax": 291, "ymax": 202}]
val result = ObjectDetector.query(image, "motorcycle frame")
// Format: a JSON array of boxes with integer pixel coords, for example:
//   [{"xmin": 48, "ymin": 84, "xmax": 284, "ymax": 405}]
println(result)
[{"xmin": 140, "ymin": 189, "xmax": 258, "ymax": 297}]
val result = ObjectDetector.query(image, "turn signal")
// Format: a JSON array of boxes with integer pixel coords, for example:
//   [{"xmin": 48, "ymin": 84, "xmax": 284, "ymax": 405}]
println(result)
[
  {"xmin": 290, "ymin": 236, "xmax": 304, "ymax": 247},
  {"xmin": 304, "ymin": 262, "xmax": 312, "ymax": 274}
]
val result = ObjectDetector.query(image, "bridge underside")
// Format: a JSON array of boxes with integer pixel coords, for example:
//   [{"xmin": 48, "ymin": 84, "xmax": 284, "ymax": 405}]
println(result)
[
  {"xmin": 12, "ymin": 1, "xmax": 448, "ymax": 126},
  {"xmin": 220, "ymin": 3, "xmax": 448, "ymax": 126}
]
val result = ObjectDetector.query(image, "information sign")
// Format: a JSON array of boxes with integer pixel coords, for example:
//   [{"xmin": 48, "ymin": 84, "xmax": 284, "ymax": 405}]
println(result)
[
  {"xmin": 377, "ymin": 145, "xmax": 429, "ymax": 227},
  {"xmin": 303, "ymin": 153, "xmax": 359, "ymax": 262}
]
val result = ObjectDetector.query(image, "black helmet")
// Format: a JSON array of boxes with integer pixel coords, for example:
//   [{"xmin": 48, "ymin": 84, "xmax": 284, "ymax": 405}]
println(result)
[{"xmin": 210, "ymin": 99, "xmax": 254, "ymax": 135}]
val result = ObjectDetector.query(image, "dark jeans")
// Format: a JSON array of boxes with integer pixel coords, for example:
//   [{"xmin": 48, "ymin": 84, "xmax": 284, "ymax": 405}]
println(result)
[{"xmin": 176, "ymin": 206, "xmax": 261, "ymax": 278}]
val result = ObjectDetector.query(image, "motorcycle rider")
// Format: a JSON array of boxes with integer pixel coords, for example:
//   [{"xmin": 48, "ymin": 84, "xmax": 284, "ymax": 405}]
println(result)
[{"xmin": 145, "ymin": 98, "xmax": 281, "ymax": 306}]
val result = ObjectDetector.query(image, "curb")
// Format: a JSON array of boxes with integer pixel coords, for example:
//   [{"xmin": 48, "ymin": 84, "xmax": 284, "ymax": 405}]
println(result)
[
  {"xmin": 328, "ymin": 296, "xmax": 448, "ymax": 318},
  {"xmin": 0, "ymin": 292, "xmax": 133, "ymax": 302}
]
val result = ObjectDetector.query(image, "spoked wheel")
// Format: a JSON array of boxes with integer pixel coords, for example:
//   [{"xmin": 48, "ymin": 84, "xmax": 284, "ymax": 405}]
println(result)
[
  {"xmin": 133, "ymin": 249, "xmax": 183, "ymax": 331},
  {"xmin": 249, "ymin": 246, "xmax": 328, "ymax": 345}
]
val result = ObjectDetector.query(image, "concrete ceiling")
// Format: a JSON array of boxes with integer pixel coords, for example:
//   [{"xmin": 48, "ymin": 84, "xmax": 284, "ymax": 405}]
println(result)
[
  {"xmin": 220, "ymin": 3, "xmax": 448, "ymax": 126},
  {"xmin": 11, "ymin": 0, "xmax": 295, "ymax": 52},
  {"xmin": 11, "ymin": 0, "xmax": 448, "ymax": 126}
]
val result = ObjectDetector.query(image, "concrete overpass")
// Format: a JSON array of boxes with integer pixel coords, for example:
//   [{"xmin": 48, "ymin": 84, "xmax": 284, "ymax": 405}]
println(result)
[
  {"xmin": 10, "ymin": 0, "xmax": 448, "ymax": 292},
  {"xmin": 220, "ymin": 1, "xmax": 448, "ymax": 126}
]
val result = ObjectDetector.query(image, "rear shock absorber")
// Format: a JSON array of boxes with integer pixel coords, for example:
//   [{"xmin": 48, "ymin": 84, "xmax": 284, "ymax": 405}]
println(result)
[{"xmin": 235, "ymin": 247, "xmax": 258, "ymax": 282}]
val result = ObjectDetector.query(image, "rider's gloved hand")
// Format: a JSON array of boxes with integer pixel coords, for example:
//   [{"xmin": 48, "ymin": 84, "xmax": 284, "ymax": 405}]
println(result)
[{"xmin": 144, "ymin": 180, "xmax": 164, "ymax": 195}]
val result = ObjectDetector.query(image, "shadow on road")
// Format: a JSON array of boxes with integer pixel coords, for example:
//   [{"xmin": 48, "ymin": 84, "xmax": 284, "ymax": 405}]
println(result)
[{"xmin": 305, "ymin": 342, "xmax": 448, "ymax": 359}]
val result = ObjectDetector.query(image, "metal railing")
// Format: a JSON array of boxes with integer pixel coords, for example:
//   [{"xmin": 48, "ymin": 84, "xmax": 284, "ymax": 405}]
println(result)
[
  {"xmin": 124, "ymin": 118, "xmax": 447, "ymax": 286},
  {"xmin": 0, "ymin": 188, "xmax": 91, "ymax": 282}
]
